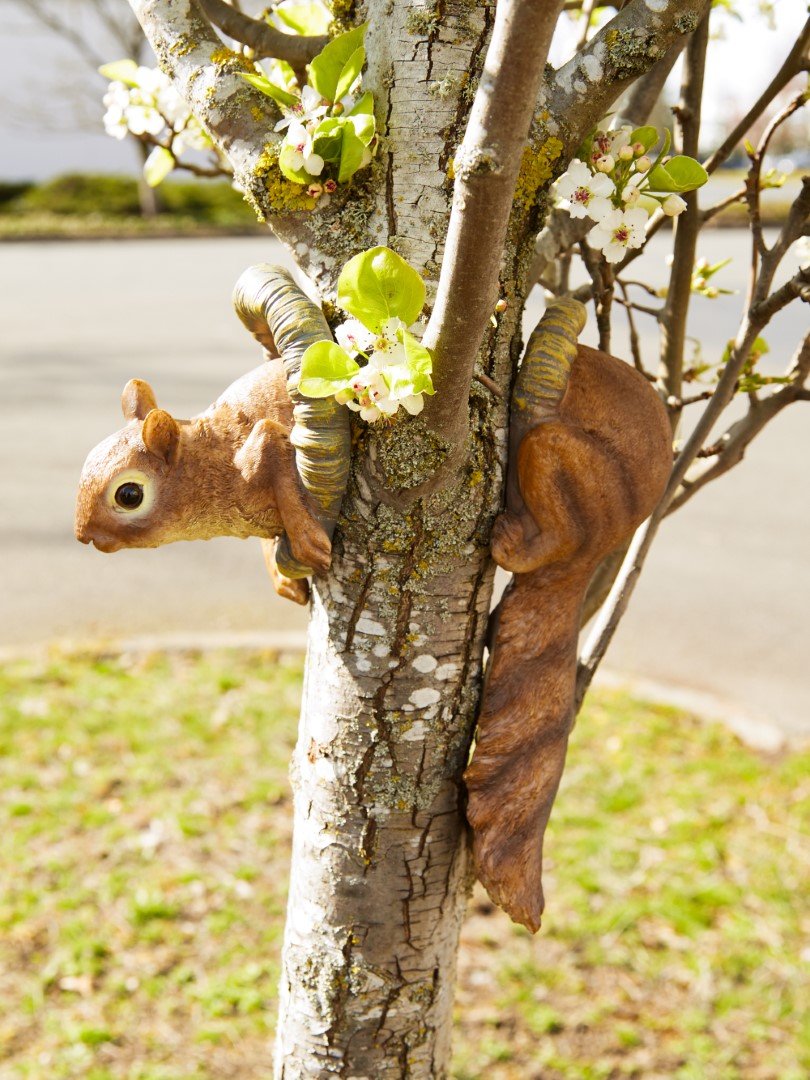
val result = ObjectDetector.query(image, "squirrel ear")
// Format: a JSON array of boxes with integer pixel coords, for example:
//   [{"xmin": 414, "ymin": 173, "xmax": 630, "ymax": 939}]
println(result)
[
  {"xmin": 122, "ymin": 379, "xmax": 158, "ymax": 421},
  {"xmin": 141, "ymin": 408, "xmax": 180, "ymax": 465}
]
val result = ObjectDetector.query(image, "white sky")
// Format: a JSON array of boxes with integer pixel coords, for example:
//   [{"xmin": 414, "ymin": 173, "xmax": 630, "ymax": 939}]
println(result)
[{"xmin": 0, "ymin": 0, "xmax": 806, "ymax": 180}]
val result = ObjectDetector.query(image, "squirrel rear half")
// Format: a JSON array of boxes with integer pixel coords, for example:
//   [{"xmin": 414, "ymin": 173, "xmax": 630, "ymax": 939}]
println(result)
[{"xmin": 464, "ymin": 298, "xmax": 672, "ymax": 933}]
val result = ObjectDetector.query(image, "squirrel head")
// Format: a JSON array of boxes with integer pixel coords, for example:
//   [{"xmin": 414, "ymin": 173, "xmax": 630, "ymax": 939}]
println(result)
[{"xmin": 75, "ymin": 379, "xmax": 196, "ymax": 553}]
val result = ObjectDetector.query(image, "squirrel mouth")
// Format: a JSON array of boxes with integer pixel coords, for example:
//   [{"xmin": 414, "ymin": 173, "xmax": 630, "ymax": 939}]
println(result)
[
  {"xmin": 91, "ymin": 537, "xmax": 123, "ymax": 553},
  {"xmin": 77, "ymin": 531, "xmax": 122, "ymax": 553}
]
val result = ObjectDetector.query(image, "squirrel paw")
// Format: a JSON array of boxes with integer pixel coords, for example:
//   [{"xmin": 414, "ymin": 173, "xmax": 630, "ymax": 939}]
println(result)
[
  {"xmin": 289, "ymin": 521, "xmax": 332, "ymax": 575},
  {"xmin": 491, "ymin": 512, "xmax": 527, "ymax": 571},
  {"xmin": 275, "ymin": 574, "xmax": 310, "ymax": 605}
]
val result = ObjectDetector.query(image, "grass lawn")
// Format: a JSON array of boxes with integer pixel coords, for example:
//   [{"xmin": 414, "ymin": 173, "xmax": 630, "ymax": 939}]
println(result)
[{"xmin": 0, "ymin": 650, "xmax": 806, "ymax": 1079}]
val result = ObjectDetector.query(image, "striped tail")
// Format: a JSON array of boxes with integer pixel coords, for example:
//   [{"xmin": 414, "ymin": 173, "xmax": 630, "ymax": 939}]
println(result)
[
  {"xmin": 232, "ymin": 265, "xmax": 351, "ymax": 579},
  {"xmin": 510, "ymin": 297, "xmax": 586, "ymax": 444}
]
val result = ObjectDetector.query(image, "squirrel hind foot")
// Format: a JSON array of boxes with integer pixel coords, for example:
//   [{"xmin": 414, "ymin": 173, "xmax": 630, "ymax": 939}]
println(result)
[{"xmin": 471, "ymin": 831, "xmax": 546, "ymax": 934}]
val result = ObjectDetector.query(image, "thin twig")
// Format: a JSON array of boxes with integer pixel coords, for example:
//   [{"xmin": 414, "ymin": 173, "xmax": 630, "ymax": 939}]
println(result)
[
  {"xmin": 575, "ymin": 177, "xmax": 810, "ymax": 707},
  {"xmin": 617, "ymin": 279, "xmax": 648, "ymax": 375},
  {"xmin": 669, "ymin": 334, "xmax": 810, "ymax": 512},
  {"xmin": 699, "ymin": 186, "xmax": 746, "ymax": 224},
  {"xmin": 529, "ymin": 2, "xmax": 708, "ymax": 293}
]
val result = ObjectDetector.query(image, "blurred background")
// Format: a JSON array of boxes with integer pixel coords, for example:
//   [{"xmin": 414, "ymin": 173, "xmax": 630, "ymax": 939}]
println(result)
[{"xmin": 0, "ymin": 3, "xmax": 808, "ymax": 1078}]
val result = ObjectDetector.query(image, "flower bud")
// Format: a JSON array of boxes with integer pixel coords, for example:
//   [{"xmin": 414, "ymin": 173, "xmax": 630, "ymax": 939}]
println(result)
[
  {"xmin": 662, "ymin": 194, "xmax": 687, "ymax": 217},
  {"xmin": 636, "ymin": 155, "xmax": 652, "ymax": 172},
  {"xmin": 494, "ymin": 298, "xmax": 508, "ymax": 313},
  {"xmin": 595, "ymin": 154, "xmax": 614, "ymax": 173},
  {"xmin": 331, "ymin": 101, "xmax": 344, "ymax": 115},
  {"xmin": 632, "ymin": 142, "xmax": 646, "ymax": 156},
  {"xmin": 306, "ymin": 183, "xmax": 323, "ymax": 198},
  {"xmin": 619, "ymin": 145, "xmax": 634, "ymax": 161},
  {"xmin": 622, "ymin": 185, "xmax": 640, "ymax": 204}
]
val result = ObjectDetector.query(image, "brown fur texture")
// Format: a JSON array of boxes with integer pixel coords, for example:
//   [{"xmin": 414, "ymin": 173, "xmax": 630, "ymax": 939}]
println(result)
[
  {"xmin": 75, "ymin": 361, "xmax": 331, "ymax": 575},
  {"xmin": 465, "ymin": 308, "xmax": 672, "ymax": 933}
]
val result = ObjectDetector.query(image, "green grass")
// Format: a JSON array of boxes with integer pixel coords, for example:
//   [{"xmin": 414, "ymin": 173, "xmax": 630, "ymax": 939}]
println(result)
[
  {"xmin": 0, "ymin": 174, "xmax": 262, "ymax": 240},
  {"xmin": 0, "ymin": 650, "xmax": 806, "ymax": 1079}
]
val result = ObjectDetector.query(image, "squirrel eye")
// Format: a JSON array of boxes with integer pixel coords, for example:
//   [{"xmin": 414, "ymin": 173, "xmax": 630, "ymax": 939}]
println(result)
[{"xmin": 115, "ymin": 482, "xmax": 144, "ymax": 509}]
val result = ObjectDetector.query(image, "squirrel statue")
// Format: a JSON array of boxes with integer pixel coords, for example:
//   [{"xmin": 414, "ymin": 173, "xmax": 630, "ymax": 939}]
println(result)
[
  {"xmin": 74, "ymin": 266, "xmax": 351, "ymax": 602},
  {"xmin": 464, "ymin": 298, "xmax": 672, "ymax": 933}
]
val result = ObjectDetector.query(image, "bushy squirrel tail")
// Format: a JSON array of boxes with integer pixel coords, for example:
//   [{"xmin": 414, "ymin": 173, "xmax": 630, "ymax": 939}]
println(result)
[
  {"xmin": 465, "ymin": 299, "xmax": 671, "ymax": 933},
  {"xmin": 466, "ymin": 300, "xmax": 586, "ymax": 933}
]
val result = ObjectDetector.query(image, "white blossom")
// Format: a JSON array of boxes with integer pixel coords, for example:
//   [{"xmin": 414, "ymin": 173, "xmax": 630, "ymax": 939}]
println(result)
[
  {"xmin": 335, "ymin": 318, "xmax": 375, "ymax": 356},
  {"xmin": 588, "ymin": 207, "xmax": 648, "ymax": 263},
  {"xmin": 274, "ymin": 85, "xmax": 328, "ymax": 133},
  {"xmin": 554, "ymin": 159, "xmax": 615, "ymax": 221}
]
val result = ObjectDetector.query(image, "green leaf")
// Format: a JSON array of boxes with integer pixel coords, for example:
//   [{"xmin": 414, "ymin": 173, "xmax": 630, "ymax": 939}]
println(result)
[
  {"xmin": 312, "ymin": 118, "xmax": 346, "ymax": 163},
  {"xmin": 335, "ymin": 46, "xmax": 365, "ymax": 102},
  {"xmin": 308, "ymin": 23, "xmax": 367, "ymax": 103},
  {"xmin": 400, "ymin": 330, "xmax": 435, "ymax": 395},
  {"xmin": 273, "ymin": 0, "xmax": 332, "ymax": 35},
  {"xmin": 299, "ymin": 341, "xmax": 359, "ymax": 397},
  {"xmin": 647, "ymin": 155, "xmax": 708, "ymax": 194},
  {"xmin": 349, "ymin": 91, "xmax": 374, "ymax": 116},
  {"xmin": 348, "ymin": 111, "xmax": 375, "ymax": 146},
  {"xmin": 630, "ymin": 125, "xmax": 658, "ymax": 152},
  {"xmin": 143, "ymin": 146, "xmax": 175, "ymax": 188},
  {"xmin": 337, "ymin": 246, "xmax": 426, "ymax": 333},
  {"xmin": 99, "ymin": 59, "xmax": 140, "ymax": 87},
  {"xmin": 278, "ymin": 144, "xmax": 311, "ymax": 184},
  {"xmin": 338, "ymin": 124, "xmax": 367, "ymax": 183},
  {"xmin": 239, "ymin": 72, "xmax": 299, "ymax": 107}
]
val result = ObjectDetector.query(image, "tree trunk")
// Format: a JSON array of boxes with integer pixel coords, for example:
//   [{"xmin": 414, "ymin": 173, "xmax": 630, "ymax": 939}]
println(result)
[{"xmin": 272, "ymin": 6, "xmax": 525, "ymax": 1071}]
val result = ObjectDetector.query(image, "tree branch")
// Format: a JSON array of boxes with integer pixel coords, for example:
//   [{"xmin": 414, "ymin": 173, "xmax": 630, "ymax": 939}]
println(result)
[
  {"xmin": 668, "ymin": 334, "xmax": 810, "ymax": 512},
  {"xmin": 703, "ymin": 17, "xmax": 810, "ymax": 175},
  {"xmin": 658, "ymin": 10, "xmax": 709, "ymax": 403},
  {"xmin": 421, "ymin": 0, "xmax": 564, "ymax": 442},
  {"xmin": 545, "ymin": 0, "xmax": 710, "ymax": 160},
  {"xmin": 575, "ymin": 176, "xmax": 810, "ymax": 705},
  {"xmin": 22, "ymin": 0, "xmax": 110, "ymax": 70},
  {"xmin": 528, "ymin": 8, "xmax": 694, "ymax": 295},
  {"xmin": 126, "ymin": 0, "xmax": 328, "ymax": 276},
  {"xmin": 197, "ymin": 0, "xmax": 329, "ymax": 64}
]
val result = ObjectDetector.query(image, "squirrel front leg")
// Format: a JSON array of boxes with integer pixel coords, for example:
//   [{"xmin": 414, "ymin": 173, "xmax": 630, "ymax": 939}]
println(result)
[{"xmin": 236, "ymin": 419, "xmax": 332, "ymax": 574}]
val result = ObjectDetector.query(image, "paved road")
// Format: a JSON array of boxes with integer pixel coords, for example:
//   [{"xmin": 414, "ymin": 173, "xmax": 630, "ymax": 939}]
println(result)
[{"xmin": 0, "ymin": 235, "xmax": 807, "ymax": 739}]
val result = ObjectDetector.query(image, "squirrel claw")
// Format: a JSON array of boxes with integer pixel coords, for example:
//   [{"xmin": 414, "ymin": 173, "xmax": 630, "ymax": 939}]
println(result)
[{"xmin": 290, "ymin": 523, "xmax": 332, "ymax": 575}]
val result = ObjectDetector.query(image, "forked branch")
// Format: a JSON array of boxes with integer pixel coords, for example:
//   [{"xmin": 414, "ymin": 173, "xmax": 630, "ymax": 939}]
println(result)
[{"xmin": 197, "ymin": 0, "xmax": 328, "ymax": 65}]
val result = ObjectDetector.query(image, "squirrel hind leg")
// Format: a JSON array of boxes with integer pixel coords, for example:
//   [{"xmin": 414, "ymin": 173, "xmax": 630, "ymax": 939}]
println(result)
[{"xmin": 512, "ymin": 418, "xmax": 648, "ymax": 572}]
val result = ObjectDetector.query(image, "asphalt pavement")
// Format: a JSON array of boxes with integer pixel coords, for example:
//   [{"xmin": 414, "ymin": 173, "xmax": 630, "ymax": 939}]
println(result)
[{"xmin": 0, "ymin": 233, "xmax": 807, "ymax": 740}]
